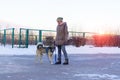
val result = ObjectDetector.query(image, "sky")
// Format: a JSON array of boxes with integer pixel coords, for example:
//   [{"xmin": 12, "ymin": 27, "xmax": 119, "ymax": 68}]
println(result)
[{"xmin": 0, "ymin": 0, "xmax": 120, "ymax": 33}]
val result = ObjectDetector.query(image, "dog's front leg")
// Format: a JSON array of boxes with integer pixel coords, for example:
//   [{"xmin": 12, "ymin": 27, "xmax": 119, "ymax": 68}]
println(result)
[
  {"xmin": 36, "ymin": 51, "xmax": 39, "ymax": 63},
  {"xmin": 48, "ymin": 52, "xmax": 53, "ymax": 64},
  {"xmin": 40, "ymin": 54, "xmax": 43, "ymax": 64}
]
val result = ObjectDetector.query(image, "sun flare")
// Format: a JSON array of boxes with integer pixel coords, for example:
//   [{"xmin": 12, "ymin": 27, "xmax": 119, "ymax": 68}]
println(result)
[{"xmin": 99, "ymin": 31, "xmax": 105, "ymax": 35}]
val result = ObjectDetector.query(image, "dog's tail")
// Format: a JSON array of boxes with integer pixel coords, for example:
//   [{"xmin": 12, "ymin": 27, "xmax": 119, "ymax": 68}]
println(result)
[
  {"xmin": 37, "ymin": 44, "xmax": 43, "ymax": 49},
  {"xmin": 37, "ymin": 45, "xmax": 39, "ymax": 49}
]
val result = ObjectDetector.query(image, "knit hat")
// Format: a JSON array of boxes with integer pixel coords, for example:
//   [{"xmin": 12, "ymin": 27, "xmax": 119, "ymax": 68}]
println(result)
[{"xmin": 57, "ymin": 17, "xmax": 63, "ymax": 21}]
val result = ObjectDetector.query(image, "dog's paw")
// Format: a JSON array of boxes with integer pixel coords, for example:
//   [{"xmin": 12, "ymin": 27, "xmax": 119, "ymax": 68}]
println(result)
[{"xmin": 50, "ymin": 62, "xmax": 53, "ymax": 64}]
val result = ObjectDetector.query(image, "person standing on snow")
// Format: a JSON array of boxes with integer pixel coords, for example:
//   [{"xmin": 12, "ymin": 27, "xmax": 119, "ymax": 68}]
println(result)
[{"xmin": 55, "ymin": 17, "xmax": 69, "ymax": 65}]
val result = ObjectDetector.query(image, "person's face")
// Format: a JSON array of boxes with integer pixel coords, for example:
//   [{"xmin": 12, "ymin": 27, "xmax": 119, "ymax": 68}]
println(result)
[{"xmin": 57, "ymin": 20, "xmax": 63, "ymax": 25}]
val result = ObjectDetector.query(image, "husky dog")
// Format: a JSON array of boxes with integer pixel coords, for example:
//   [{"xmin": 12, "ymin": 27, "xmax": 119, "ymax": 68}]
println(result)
[{"xmin": 36, "ymin": 42, "xmax": 55, "ymax": 64}]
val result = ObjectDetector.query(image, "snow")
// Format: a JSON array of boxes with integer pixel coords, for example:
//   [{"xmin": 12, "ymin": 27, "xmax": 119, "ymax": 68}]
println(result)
[
  {"xmin": 0, "ymin": 45, "xmax": 120, "ymax": 80},
  {"xmin": 0, "ymin": 45, "xmax": 120, "ymax": 55},
  {"xmin": 67, "ymin": 45, "xmax": 120, "ymax": 54},
  {"xmin": 73, "ymin": 74, "xmax": 120, "ymax": 80},
  {"xmin": 0, "ymin": 45, "xmax": 36, "ymax": 55}
]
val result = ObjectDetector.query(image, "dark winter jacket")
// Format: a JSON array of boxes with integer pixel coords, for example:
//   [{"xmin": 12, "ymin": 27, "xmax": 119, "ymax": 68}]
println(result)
[{"xmin": 55, "ymin": 22, "xmax": 69, "ymax": 45}]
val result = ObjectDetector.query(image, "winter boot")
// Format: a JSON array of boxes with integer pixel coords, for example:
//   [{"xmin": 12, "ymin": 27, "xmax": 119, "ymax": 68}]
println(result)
[
  {"xmin": 55, "ymin": 59, "xmax": 61, "ymax": 64},
  {"xmin": 63, "ymin": 59, "xmax": 69, "ymax": 65}
]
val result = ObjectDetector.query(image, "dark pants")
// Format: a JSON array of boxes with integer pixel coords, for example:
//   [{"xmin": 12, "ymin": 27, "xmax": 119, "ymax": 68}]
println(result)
[{"xmin": 57, "ymin": 45, "xmax": 68, "ymax": 60}]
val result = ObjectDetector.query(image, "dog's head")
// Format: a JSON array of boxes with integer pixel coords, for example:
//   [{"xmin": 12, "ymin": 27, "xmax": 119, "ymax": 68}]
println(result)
[
  {"xmin": 43, "ymin": 36, "xmax": 55, "ymax": 47},
  {"xmin": 37, "ymin": 42, "xmax": 44, "ymax": 49}
]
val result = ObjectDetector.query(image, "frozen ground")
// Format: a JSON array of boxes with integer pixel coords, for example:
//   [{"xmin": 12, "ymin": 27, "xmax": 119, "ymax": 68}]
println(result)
[
  {"xmin": 0, "ymin": 54, "xmax": 120, "ymax": 80},
  {"xmin": 0, "ymin": 45, "xmax": 120, "ymax": 80}
]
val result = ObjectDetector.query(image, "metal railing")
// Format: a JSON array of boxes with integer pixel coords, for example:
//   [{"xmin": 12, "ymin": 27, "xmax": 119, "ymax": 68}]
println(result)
[{"xmin": 0, "ymin": 28, "xmax": 96, "ymax": 48}]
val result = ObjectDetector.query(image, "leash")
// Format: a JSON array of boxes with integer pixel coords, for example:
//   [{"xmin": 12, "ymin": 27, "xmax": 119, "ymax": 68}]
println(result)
[
  {"xmin": 54, "ymin": 41, "xmax": 57, "ymax": 63},
  {"xmin": 54, "ymin": 46, "xmax": 57, "ymax": 63}
]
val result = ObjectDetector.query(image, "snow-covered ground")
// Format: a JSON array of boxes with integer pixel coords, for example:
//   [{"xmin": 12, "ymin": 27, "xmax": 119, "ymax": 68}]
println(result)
[
  {"xmin": 0, "ymin": 54, "xmax": 120, "ymax": 80},
  {"xmin": 0, "ymin": 45, "xmax": 120, "ymax": 55},
  {"xmin": 73, "ymin": 74, "xmax": 120, "ymax": 80},
  {"xmin": 0, "ymin": 45, "xmax": 120, "ymax": 80}
]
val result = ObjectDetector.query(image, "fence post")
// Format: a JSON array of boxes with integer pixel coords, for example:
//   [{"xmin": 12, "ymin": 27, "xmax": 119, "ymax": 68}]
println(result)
[
  {"xmin": 0, "ymin": 31, "xmax": 1, "ymax": 44},
  {"xmin": 3, "ymin": 29, "xmax": 6, "ymax": 47},
  {"xmin": 19, "ymin": 28, "xmax": 22, "ymax": 48},
  {"xmin": 12, "ymin": 28, "xmax": 14, "ymax": 48},
  {"xmin": 35, "ymin": 36, "xmax": 37, "ymax": 45},
  {"xmin": 39, "ymin": 30, "xmax": 42, "ymax": 42},
  {"xmin": 83, "ymin": 33, "xmax": 85, "ymax": 38},
  {"xmin": 25, "ymin": 29, "xmax": 29, "ymax": 48}
]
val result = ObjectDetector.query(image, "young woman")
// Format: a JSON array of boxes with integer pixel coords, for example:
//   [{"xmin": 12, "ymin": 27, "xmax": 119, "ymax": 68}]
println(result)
[{"xmin": 55, "ymin": 17, "xmax": 69, "ymax": 65}]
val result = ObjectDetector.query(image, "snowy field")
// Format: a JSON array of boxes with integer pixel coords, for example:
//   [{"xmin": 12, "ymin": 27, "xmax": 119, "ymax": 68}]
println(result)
[
  {"xmin": 0, "ymin": 45, "xmax": 120, "ymax": 55},
  {"xmin": 0, "ymin": 45, "xmax": 120, "ymax": 80}
]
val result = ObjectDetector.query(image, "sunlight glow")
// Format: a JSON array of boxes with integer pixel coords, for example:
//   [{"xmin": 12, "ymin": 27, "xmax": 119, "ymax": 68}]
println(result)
[{"xmin": 99, "ymin": 31, "xmax": 105, "ymax": 35}]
